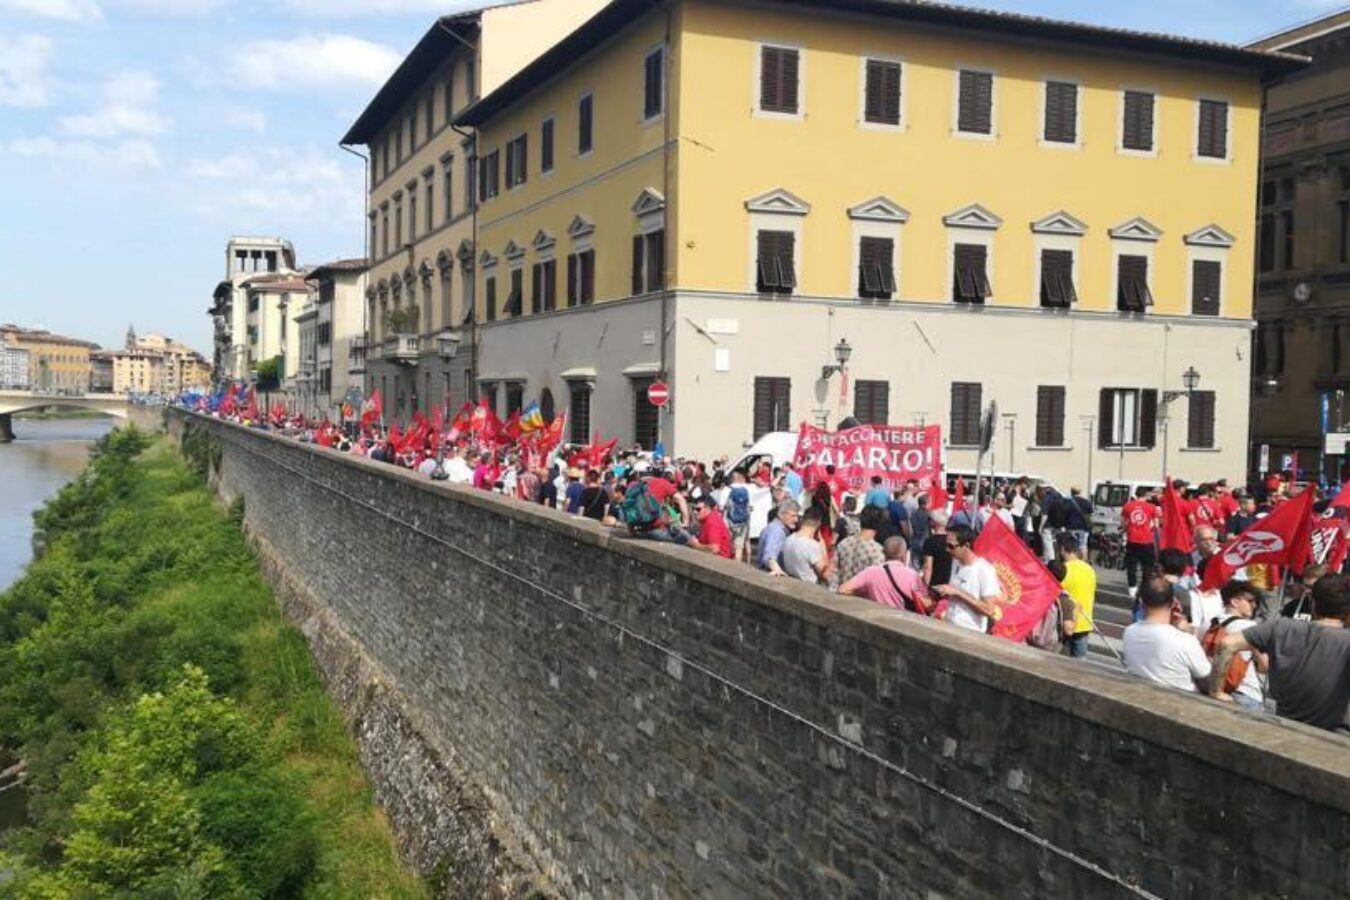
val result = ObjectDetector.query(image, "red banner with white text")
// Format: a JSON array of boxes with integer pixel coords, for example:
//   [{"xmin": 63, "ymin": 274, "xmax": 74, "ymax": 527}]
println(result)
[{"xmin": 794, "ymin": 422, "xmax": 942, "ymax": 493}]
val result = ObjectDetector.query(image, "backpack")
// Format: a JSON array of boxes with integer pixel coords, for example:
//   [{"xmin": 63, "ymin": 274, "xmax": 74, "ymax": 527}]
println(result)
[
  {"xmin": 726, "ymin": 486, "xmax": 751, "ymax": 525},
  {"xmin": 1027, "ymin": 593, "xmax": 1076, "ymax": 650},
  {"xmin": 618, "ymin": 480, "xmax": 665, "ymax": 531},
  {"xmin": 1200, "ymin": 616, "xmax": 1250, "ymax": 694}
]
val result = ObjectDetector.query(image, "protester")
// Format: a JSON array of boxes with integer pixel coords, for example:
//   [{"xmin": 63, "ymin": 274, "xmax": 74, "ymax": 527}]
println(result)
[
  {"xmin": 934, "ymin": 525, "xmax": 1003, "ymax": 633},
  {"xmin": 921, "ymin": 510, "xmax": 953, "ymax": 590},
  {"xmin": 835, "ymin": 506, "xmax": 887, "ymax": 586},
  {"xmin": 840, "ymin": 537, "xmax": 929, "ymax": 612},
  {"xmin": 1214, "ymin": 572, "xmax": 1350, "ymax": 730},
  {"xmin": 1201, "ymin": 581, "xmax": 1267, "ymax": 712},
  {"xmin": 782, "ymin": 507, "xmax": 833, "ymax": 585},
  {"xmin": 690, "ymin": 495, "xmax": 733, "ymax": 559},
  {"xmin": 909, "ymin": 494, "xmax": 931, "ymax": 568},
  {"xmin": 757, "ymin": 499, "xmax": 800, "ymax": 576},
  {"xmin": 1122, "ymin": 575, "xmax": 1213, "ymax": 694},
  {"xmin": 864, "ymin": 476, "xmax": 890, "ymax": 510},
  {"xmin": 1121, "ymin": 485, "xmax": 1160, "ymax": 594},
  {"xmin": 1057, "ymin": 532, "xmax": 1096, "ymax": 659},
  {"xmin": 1064, "ymin": 487, "xmax": 1092, "ymax": 552}
]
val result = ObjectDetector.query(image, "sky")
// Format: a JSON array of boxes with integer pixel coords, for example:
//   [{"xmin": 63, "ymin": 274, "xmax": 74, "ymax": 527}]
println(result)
[{"xmin": 0, "ymin": 0, "xmax": 1343, "ymax": 357}]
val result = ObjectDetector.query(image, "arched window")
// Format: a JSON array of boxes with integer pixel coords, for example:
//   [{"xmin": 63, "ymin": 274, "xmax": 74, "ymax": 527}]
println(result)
[{"xmin": 539, "ymin": 387, "xmax": 555, "ymax": 424}]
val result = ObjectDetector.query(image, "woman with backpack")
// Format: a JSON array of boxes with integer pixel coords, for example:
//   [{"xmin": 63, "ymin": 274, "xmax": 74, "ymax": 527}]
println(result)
[{"xmin": 722, "ymin": 471, "xmax": 753, "ymax": 563}]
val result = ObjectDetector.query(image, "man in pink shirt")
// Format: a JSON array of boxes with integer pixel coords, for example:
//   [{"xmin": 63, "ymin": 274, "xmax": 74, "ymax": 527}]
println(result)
[{"xmin": 840, "ymin": 537, "xmax": 931, "ymax": 613}]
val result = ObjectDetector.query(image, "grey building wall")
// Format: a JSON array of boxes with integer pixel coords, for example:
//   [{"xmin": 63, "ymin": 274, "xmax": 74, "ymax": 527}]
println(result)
[{"xmin": 176, "ymin": 410, "xmax": 1350, "ymax": 899}]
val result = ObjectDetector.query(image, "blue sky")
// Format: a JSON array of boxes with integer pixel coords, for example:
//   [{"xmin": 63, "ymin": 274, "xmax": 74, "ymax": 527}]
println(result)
[{"xmin": 0, "ymin": 0, "xmax": 1342, "ymax": 356}]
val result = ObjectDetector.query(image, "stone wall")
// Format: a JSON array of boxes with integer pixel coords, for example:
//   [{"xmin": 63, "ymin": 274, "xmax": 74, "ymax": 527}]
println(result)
[{"xmin": 172, "ymin": 412, "xmax": 1350, "ymax": 899}]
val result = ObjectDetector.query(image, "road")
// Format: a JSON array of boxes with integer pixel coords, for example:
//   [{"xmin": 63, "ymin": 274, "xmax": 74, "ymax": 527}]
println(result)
[{"xmin": 1085, "ymin": 564, "xmax": 1133, "ymax": 672}]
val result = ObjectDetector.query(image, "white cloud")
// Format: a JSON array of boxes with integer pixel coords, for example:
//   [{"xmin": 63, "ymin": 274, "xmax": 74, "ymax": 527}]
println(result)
[
  {"xmin": 58, "ymin": 71, "xmax": 170, "ymax": 137},
  {"xmin": 0, "ymin": 0, "xmax": 102, "ymax": 23},
  {"xmin": 221, "ymin": 109, "xmax": 267, "ymax": 133},
  {"xmin": 3, "ymin": 136, "xmax": 161, "ymax": 168},
  {"xmin": 280, "ymin": 0, "xmax": 483, "ymax": 14},
  {"xmin": 230, "ymin": 34, "xmax": 401, "ymax": 90},
  {"xmin": 114, "ymin": 0, "xmax": 226, "ymax": 12},
  {"xmin": 183, "ymin": 144, "xmax": 359, "ymax": 220},
  {"xmin": 0, "ymin": 34, "xmax": 54, "ymax": 108}
]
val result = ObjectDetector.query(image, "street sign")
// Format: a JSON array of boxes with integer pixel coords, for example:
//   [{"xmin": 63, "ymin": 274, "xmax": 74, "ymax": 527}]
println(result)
[{"xmin": 647, "ymin": 381, "xmax": 670, "ymax": 407}]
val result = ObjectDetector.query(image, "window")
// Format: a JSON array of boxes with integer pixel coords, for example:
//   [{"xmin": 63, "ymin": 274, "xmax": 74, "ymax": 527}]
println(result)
[
  {"xmin": 425, "ymin": 95, "xmax": 434, "ymax": 142},
  {"xmin": 381, "ymin": 207, "xmax": 390, "ymax": 256},
  {"xmin": 425, "ymin": 177, "xmax": 434, "ymax": 232},
  {"xmin": 1035, "ymin": 386, "xmax": 1065, "ymax": 447},
  {"xmin": 950, "ymin": 382, "xmax": 982, "ymax": 446},
  {"xmin": 1192, "ymin": 259, "xmax": 1221, "ymax": 316},
  {"xmin": 579, "ymin": 94, "xmax": 594, "ymax": 154},
  {"xmin": 644, "ymin": 48, "xmax": 664, "ymax": 120},
  {"xmin": 957, "ymin": 69, "xmax": 993, "ymax": 135},
  {"xmin": 1098, "ymin": 388, "xmax": 1157, "ymax": 449},
  {"xmin": 396, "ymin": 123, "xmax": 404, "ymax": 164},
  {"xmin": 506, "ymin": 268, "xmax": 523, "ymax": 317},
  {"xmin": 444, "ymin": 72, "xmax": 455, "ymax": 121},
  {"xmin": 853, "ymin": 380, "xmax": 889, "ymax": 425},
  {"xmin": 1121, "ymin": 90, "xmax": 1155, "ymax": 152},
  {"xmin": 410, "ymin": 107, "xmax": 419, "ymax": 151},
  {"xmin": 1117, "ymin": 255, "xmax": 1152, "ymax": 311},
  {"xmin": 759, "ymin": 45, "xmax": 800, "ymax": 115},
  {"xmin": 756, "ymin": 230, "xmax": 796, "ymax": 294},
  {"xmin": 505, "ymin": 134, "xmax": 528, "ymax": 188},
  {"xmin": 485, "ymin": 275, "xmax": 497, "ymax": 322},
  {"xmin": 505, "ymin": 383, "xmax": 524, "ymax": 416},
  {"xmin": 443, "ymin": 160, "xmax": 454, "ymax": 222},
  {"xmin": 1043, "ymin": 81, "xmax": 1077, "ymax": 144},
  {"xmin": 1187, "ymin": 390, "xmax": 1216, "ymax": 449},
  {"xmin": 369, "ymin": 215, "xmax": 377, "ymax": 258},
  {"xmin": 370, "ymin": 148, "xmax": 380, "ymax": 185},
  {"xmin": 569, "ymin": 382, "xmax": 591, "ymax": 444},
  {"xmin": 394, "ymin": 197, "xmax": 404, "ymax": 247},
  {"xmin": 753, "ymin": 377, "xmax": 791, "ymax": 439},
  {"xmin": 631, "ymin": 229, "xmax": 665, "ymax": 295},
  {"xmin": 858, "ymin": 236, "xmax": 896, "ymax": 301},
  {"xmin": 864, "ymin": 59, "xmax": 901, "ymax": 126},
  {"xmin": 531, "ymin": 259, "xmax": 557, "ymax": 313},
  {"xmin": 387, "ymin": 133, "xmax": 395, "ymax": 173},
  {"xmin": 1040, "ymin": 249, "xmax": 1076, "ymax": 308},
  {"xmin": 541, "ymin": 118, "xmax": 555, "ymax": 173},
  {"xmin": 408, "ymin": 189, "xmax": 418, "ymax": 242},
  {"xmin": 465, "ymin": 53, "xmax": 476, "ymax": 101},
  {"xmin": 1197, "ymin": 99, "xmax": 1229, "ymax": 159},
  {"xmin": 1339, "ymin": 199, "xmax": 1349, "ymax": 265},
  {"xmin": 479, "ymin": 151, "xmax": 500, "ymax": 202},
  {"xmin": 952, "ymin": 243, "xmax": 991, "ymax": 303},
  {"xmin": 633, "ymin": 378, "xmax": 658, "ymax": 449},
  {"xmin": 440, "ymin": 269, "xmax": 452, "ymax": 329},
  {"xmin": 567, "ymin": 250, "xmax": 595, "ymax": 306}
]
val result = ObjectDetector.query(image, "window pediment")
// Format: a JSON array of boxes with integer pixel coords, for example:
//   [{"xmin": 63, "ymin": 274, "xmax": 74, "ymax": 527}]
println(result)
[
  {"xmin": 1108, "ymin": 216, "xmax": 1163, "ymax": 242},
  {"xmin": 479, "ymin": 249, "xmax": 498, "ymax": 269},
  {"xmin": 943, "ymin": 203, "xmax": 1002, "ymax": 230},
  {"xmin": 532, "ymin": 229, "xmax": 556, "ymax": 252},
  {"xmin": 456, "ymin": 239, "xmax": 475, "ymax": 264},
  {"xmin": 436, "ymin": 249, "xmax": 453, "ymax": 272},
  {"xmin": 503, "ymin": 240, "xmax": 526, "ymax": 260},
  {"xmin": 631, "ymin": 187, "xmax": 666, "ymax": 217},
  {"xmin": 568, "ymin": 215, "xmax": 596, "ymax": 239},
  {"xmin": 848, "ymin": 196, "xmax": 910, "ymax": 223},
  {"xmin": 1184, "ymin": 224, "xmax": 1235, "ymax": 248},
  {"xmin": 1030, "ymin": 210, "xmax": 1087, "ymax": 236},
  {"xmin": 745, "ymin": 187, "xmax": 811, "ymax": 215}
]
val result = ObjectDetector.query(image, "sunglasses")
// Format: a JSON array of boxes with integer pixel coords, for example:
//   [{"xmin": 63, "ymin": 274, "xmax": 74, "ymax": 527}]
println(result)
[{"xmin": 945, "ymin": 541, "xmax": 961, "ymax": 550}]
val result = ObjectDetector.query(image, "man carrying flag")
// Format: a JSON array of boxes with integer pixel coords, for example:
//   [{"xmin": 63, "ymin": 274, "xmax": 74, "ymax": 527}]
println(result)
[
  {"xmin": 1200, "ymin": 487, "xmax": 1315, "ymax": 592},
  {"xmin": 1160, "ymin": 479, "xmax": 1192, "ymax": 553},
  {"xmin": 965, "ymin": 515, "xmax": 1065, "ymax": 645}
]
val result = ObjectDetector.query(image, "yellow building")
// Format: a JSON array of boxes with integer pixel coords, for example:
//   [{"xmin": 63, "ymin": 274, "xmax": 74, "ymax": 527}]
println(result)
[
  {"xmin": 0, "ymin": 325, "xmax": 98, "ymax": 394},
  {"xmin": 342, "ymin": 0, "xmax": 610, "ymax": 423},
  {"xmin": 453, "ymin": 0, "xmax": 1305, "ymax": 485}
]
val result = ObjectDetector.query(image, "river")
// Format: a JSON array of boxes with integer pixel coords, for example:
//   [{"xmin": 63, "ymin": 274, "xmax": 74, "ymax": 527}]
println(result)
[{"xmin": 0, "ymin": 417, "xmax": 115, "ymax": 840}]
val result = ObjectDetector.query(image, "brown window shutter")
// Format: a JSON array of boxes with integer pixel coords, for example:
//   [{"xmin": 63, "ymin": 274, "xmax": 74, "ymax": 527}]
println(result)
[
  {"xmin": 950, "ymin": 382, "xmax": 981, "ymax": 445},
  {"xmin": 1098, "ymin": 389, "xmax": 1113, "ymax": 449},
  {"xmin": 518, "ymin": 134, "xmax": 527, "ymax": 183},
  {"xmin": 645, "ymin": 229, "xmax": 665, "ymax": 292},
  {"xmin": 644, "ymin": 50, "xmax": 663, "ymax": 119},
  {"xmin": 531, "ymin": 262, "xmax": 542, "ymax": 313},
  {"xmin": 853, "ymin": 380, "xmax": 889, "ymax": 425},
  {"xmin": 541, "ymin": 119, "xmax": 554, "ymax": 172},
  {"xmin": 1188, "ymin": 390, "xmax": 1216, "ymax": 449},
  {"xmin": 544, "ymin": 259, "xmax": 556, "ymax": 310},
  {"xmin": 1123, "ymin": 91, "xmax": 1154, "ymax": 151},
  {"xmin": 1040, "ymin": 249, "xmax": 1075, "ymax": 307},
  {"xmin": 761, "ymin": 47, "xmax": 799, "ymax": 114},
  {"xmin": 1118, "ymin": 255, "xmax": 1150, "ymax": 311},
  {"xmin": 1198, "ymin": 99, "xmax": 1228, "ymax": 158},
  {"xmin": 958, "ymin": 70, "xmax": 992, "ymax": 134},
  {"xmin": 753, "ymin": 377, "xmax": 791, "ymax": 439},
  {"xmin": 953, "ymin": 243, "xmax": 989, "ymax": 303},
  {"xmin": 1036, "ymin": 385, "xmax": 1065, "ymax": 447},
  {"xmin": 1139, "ymin": 389, "xmax": 1158, "ymax": 448},
  {"xmin": 864, "ymin": 60, "xmax": 901, "ymax": 125},
  {"xmin": 579, "ymin": 95, "xmax": 593, "ymax": 153},
  {"xmin": 632, "ymin": 234, "xmax": 645, "ymax": 296},
  {"xmin": 1044, "ymin": 81, "xmax": 1077, "ymax": 143},
  {"xmin": 1192, "ymin": 260, "xmax": 1221, "ymax": 315},
  {"xmin": 566, "ymin": 254, "xmax": 578, "ymax": 307},
  {"xmin": 485, "ymin": 276, "xmax": 497, "ymax": 322},
  {"xmin": 581, "ymin": 250, "xmax": 595, "ymax": 303}
]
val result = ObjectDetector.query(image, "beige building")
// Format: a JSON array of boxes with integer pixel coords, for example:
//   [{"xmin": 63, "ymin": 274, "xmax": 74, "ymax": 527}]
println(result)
[
  {"xmin": 0, "ymin": 324, "xmax": 98, "ymax": 394},
  {"xmin": 108, "ymin": 328, "xmax": 213, "ymax": 396},
  {"xmin": 341, "ymin": 0, "xmax": 609, "ymax": 423},
  {"xmin": 236, "ymin": 275, "xmax": 313, "ymax": 384},
  {"xmin": 308, "ymin": 258, "xmax": 368, "ymax": 413},
  {"xmin": 209, "ymin": 237, "xmax": 300, "ymax": 382}
]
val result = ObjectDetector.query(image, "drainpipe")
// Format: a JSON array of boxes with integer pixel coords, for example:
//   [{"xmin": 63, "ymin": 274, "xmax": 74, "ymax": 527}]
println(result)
[
  {"xmin": 338, "ymin": 142, "xmax": 370, "ymax": 401},
  {"xmin": 658, "ymin": 0, "xmax": 673, "ymax": 451}
]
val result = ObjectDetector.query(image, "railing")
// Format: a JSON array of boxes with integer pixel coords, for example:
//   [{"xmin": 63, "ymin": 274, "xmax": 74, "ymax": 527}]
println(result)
[{"xmin": 382, "ymin": 334, "xmax": 419, "ymax": 365}]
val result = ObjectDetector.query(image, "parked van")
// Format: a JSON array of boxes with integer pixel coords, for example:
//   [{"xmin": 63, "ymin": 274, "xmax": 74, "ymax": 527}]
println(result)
[
  {"xmin": 719, "ymin": 432, "xmax": 800, "ymax": 539},
  {"xmin": 1091, "ymin": 480, "xmax": 1163, "ymax": 532}
]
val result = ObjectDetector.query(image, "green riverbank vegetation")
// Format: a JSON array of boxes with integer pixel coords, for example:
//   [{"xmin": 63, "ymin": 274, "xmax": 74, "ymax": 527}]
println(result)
[{"xmin": 0, "ymin": 428, "xmax": 426, "ymax": 898}]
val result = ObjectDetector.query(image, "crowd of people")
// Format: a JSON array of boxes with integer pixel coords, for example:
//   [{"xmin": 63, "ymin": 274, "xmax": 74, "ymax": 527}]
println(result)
[{"xmin": 188, "ymin": 392, "xmax": 1350, "ymax": 735}]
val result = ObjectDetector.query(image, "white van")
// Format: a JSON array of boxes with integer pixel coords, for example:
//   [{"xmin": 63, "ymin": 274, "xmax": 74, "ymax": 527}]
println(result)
[
  {"xmin": 718, "ymin": 431, "xmax": 800, "ymax": 539},
  {"xmin": 1091, "ymin": 480, "xmax": 1163, "ymax": 532}
]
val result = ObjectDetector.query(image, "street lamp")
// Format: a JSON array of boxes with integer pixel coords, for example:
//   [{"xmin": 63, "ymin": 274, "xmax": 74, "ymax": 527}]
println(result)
[
  {"xmin": 820, "ymin": 338, "xmax": 853, "ymax": 380},
  {"xmin": 1160, "ymin": 366, "xmax": 1201, "ymax": 481}
]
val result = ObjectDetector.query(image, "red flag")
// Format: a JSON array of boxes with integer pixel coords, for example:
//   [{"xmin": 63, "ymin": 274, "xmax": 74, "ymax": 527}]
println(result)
[
  {"xmin": 975, "ymin": 515, "xmax": 1065, "ymax": 644},
  {"xmin": 471, "ymin": 398, "xmax": 503, "ymax": 444},
  {"xmin": 360, "ymin": 389, "xmax": 383, "ymax": 428},
  {"xmin": 1330, "ymin": 481, "xmax": 1350, "ymax": 511},
  {"xmin": 1160, "ymin": 481, "xmax": 1190, "ymax": 552},
  {"xmin": 447, "ymin": 402, "xmax": 474, "ymax": 443},
  {"xmin": 537, "ymin": 411, "xmax": 567, "ymax": 457},
  {"xmin": 242, "ymin": 386, "xmax": 260, "ymax": 421},
  {"xmin": 499, "ymin": 410, "xmax": 523, "ymax": 445},
  {"xmin": 1312, "ymin": 518, "xmax": 1348, "ymax": 572},
  {"xmin": 1201, "ymin": 488, "xmax": 1314, "ymax": 591},
  {"xmin": 927, "ymin": 474, "xmax": 949, "ymax": 512},
  {"xmin": 951, "ymin": 477, "xmax": 966, "ymax": 517}
]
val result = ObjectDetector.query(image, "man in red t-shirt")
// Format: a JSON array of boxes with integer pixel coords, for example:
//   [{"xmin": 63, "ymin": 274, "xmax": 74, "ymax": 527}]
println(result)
[
  {"xmin": 1121, "ymin": 485, "xmax": 1160, "ymax": 593},
  {"xmin": 690, "ymin": 495, "xmax": 733, "ymax": 558}
]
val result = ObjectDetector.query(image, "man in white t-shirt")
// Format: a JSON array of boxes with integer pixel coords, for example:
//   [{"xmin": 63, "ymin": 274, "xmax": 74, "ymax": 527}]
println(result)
[
  {"xmin": 1209, "ymin": 580, "xmax": 1268, "ymax": 711},
  {"xmin": 1123, "ymin": 575, "xmax": 1212, "ymax": 693},
  {"xmin": 934, "ymin": 525, "xmax": 1004, "ymax": 633}
]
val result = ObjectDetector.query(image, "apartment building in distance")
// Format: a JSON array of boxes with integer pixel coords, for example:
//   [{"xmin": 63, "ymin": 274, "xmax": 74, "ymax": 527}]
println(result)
[
  {"xmin": 0, "ymin": 324, "xmax": 99, "ymax": 394},
  {"xmin": 1248, "ymin": 10, "xmax": 1350, "ymax": 483},
  {"xmin": 107, "ymin": 327, "xmax": 213, "ymax": 396},
  {"xmin": 452, "ymin": 0, "xmax": 1304, "ymax": 486},
  {"xmin": 341, "ymin": 0, "xmax": 609, "ymax": 423},
  {"xmin": 0, "ymin": 342, "xmax": 31, "ymax": 390},
  {"xmin": 307, "ymin": 258, "xmax": 369, "ymax": 412},
  {"xmin": 209, "ymin": 236, "xmax": 301, "ymax": 383}
]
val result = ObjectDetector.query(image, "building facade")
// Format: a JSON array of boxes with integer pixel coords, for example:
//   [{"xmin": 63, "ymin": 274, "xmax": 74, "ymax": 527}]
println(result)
[
  {"xmin": 453, "ymin": 0, "xmax": 1301, "ymax": 486},
  {"xmin": 107, "ymin": 330, "xmax": 212, "ymax": 396},
  {"xmin": 209, "ymin": 236, "xmax": 300, "ymax": 383},
  {"xmin": 0, "ymin": 325, "xmax": 98, "ymax": 393},
  {"xmin": 342, "ymin": 0, "xmax": 610, "ymax": 424},
  {"xmin": 308, "ymin": 258, "xmax": 369, "ymax": 413},
  {"xmin": 1249, "ymin": 11, "xmax": 1350, "ymax": 483},
  {"xmin": 0, "ymin": 343, "xmax": 31, "ymax": 390}
]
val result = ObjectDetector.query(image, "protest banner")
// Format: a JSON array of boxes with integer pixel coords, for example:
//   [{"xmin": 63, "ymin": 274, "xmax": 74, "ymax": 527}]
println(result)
[{"xmin": 794, "ymin": 422, "xmax": 942, "ymax": 492}]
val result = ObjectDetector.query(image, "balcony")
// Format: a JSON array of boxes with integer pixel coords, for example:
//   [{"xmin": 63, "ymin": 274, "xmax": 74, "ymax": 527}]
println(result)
[{"xmin": 382, "ymin": 334, "xmax": 420, "ymax": 366}]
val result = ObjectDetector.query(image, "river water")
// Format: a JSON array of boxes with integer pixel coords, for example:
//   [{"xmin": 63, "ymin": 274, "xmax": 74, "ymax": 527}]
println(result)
[{"xmin": 0, "ymin": 417, "xmax": 115, "ymax": 838}]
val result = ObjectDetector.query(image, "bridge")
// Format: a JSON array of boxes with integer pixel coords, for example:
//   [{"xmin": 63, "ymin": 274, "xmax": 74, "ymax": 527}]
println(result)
[{"xmin": 0, "ymin": 391, "xmax": 129, "ymax": 442}]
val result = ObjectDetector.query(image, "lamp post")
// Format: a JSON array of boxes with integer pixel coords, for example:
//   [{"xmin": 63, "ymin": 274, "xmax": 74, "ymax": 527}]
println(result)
[
  {"xmin": 432, "ymin": 330, "xmax": 461, "ymax": 479},
  {"xmin": 820, "ymin": 338, "xmax": 853, "ymax": 381},
  {"xmin": 1160, "ymin": 366, "xmax": 1201, "ymax": 482}
]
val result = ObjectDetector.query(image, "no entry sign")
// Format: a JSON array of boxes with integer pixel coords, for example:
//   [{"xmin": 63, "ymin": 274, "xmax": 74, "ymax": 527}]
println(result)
[{"xmin": 647, "ymin": 381, "xmax": 670, "ymax": 407}]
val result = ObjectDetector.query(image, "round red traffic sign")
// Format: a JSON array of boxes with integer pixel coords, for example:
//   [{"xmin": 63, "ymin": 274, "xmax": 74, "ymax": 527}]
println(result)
[{"xmin": 647, "ymin": 381, "xmax": 670, "ymax": 407}]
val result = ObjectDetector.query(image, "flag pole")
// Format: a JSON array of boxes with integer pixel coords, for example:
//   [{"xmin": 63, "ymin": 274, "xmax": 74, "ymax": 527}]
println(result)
[{"xmin": 1089, "ymin": 618, "xmax": 1128, "ymax": 669}]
